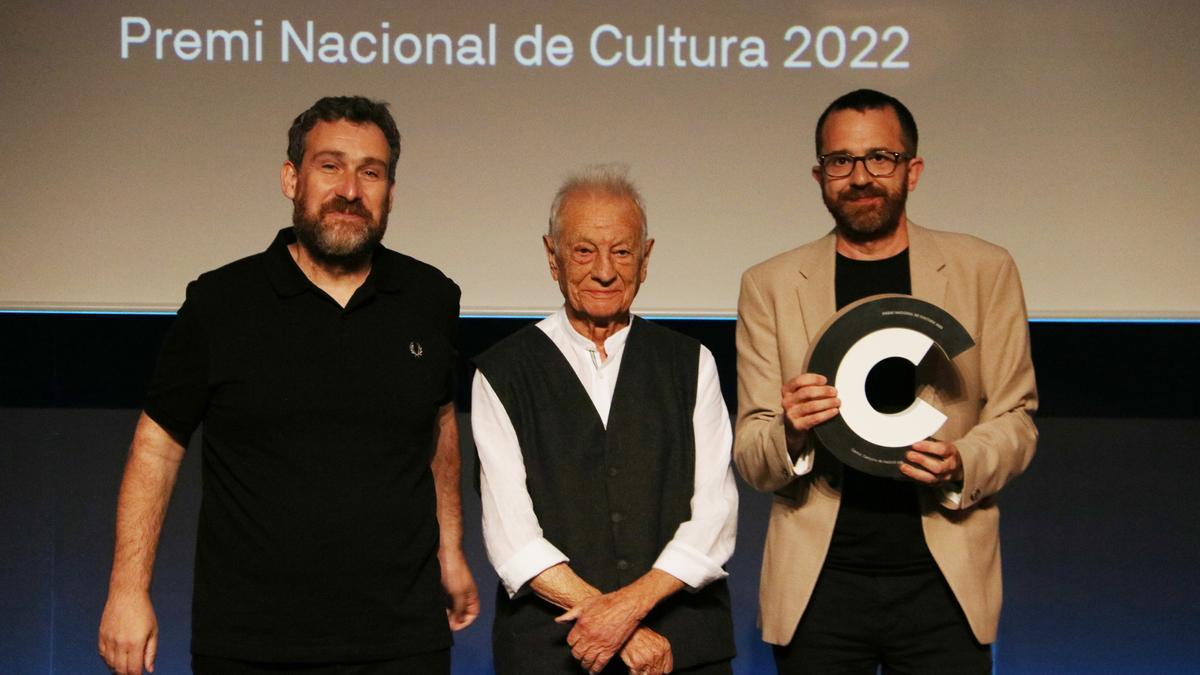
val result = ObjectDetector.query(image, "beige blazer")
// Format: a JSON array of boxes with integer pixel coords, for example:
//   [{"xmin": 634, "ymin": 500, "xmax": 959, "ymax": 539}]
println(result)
[{"xmin": 733, "ymin": 223, "xmax": 1038, "ymax": 645}]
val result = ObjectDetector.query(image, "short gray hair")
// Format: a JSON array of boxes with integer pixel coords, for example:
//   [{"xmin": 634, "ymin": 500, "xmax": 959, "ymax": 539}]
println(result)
[{"xmin": 547, "ymin": 164, "xmax": 648, "ymax": 243}]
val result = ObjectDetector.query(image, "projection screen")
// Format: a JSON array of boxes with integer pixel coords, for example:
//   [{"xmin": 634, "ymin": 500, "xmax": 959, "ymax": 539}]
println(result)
[{"xmin": 1, "ymin": 1, "xmax": 1197, "ymax": 318}]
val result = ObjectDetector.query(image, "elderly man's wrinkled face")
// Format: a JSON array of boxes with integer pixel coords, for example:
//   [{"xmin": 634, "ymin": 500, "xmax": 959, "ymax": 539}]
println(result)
[{"xmin": 545, "ymin": 192, "xmax": 653, "ymax": 330}]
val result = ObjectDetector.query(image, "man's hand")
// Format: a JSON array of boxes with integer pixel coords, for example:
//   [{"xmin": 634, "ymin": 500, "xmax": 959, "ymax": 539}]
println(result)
[
  {"xmin": 98, "ymin": 590, "xmax": 158, "ymax": 674},
  {"xmin": 781, "ymin": 373, "xmax": 840, "ymax": 433},
  {"xmin": 99, "ymin": 413, "xmax": 185, "ymax": 675},
  {"xmin": 556, "ymin": 569, "xmax": 682, "ymax": 674},
  {"xmin": 902, "ymin": 439, "xmax": 964, "ymax": 485},
  {"xmin": 620, "ymin": 626, "xmax": 673, "ymax": 675},
  {"xmin": 430, "ymin": 402, "xmax": 478, "ymax": 631},
  {"xmin": 556, "ymin": 587, "xmax": 646, "ymax": 673},
  {"xmin": 439, "ymin": 548, "xmax": 479, "ymax": 631}
]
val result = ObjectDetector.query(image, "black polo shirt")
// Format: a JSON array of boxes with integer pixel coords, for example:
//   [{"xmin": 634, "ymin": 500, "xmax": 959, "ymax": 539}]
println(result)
[{"xmin": 145, "ymin": 227, "xmax": 459, "ymax": 662}]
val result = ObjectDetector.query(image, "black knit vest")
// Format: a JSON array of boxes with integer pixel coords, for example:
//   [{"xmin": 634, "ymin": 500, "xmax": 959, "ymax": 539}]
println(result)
[{"xmin": 475, "ymin": 317, "xmax": 734, "ymax": 673}]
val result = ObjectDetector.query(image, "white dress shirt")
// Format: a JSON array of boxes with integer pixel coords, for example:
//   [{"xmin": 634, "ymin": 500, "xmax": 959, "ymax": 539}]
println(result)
[{"xmin": 472, "ymin": 308, "xmax": 738, "ymax": 598}]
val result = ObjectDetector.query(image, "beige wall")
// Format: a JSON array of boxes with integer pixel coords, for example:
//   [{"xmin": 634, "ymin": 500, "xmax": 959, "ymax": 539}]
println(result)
[{"xmin": 2, "ymin": 1, "xmax": 1197, "ymax": 318}]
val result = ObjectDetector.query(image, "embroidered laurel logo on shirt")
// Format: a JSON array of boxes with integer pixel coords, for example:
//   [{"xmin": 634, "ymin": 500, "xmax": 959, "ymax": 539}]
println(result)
[{"xmin": 409, "ymin": 341, "xmax": 424, "ymax": 358}]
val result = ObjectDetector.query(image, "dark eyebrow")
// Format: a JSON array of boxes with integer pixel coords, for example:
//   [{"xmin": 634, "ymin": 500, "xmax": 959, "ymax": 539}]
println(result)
[
  {"xmin": 821, "ymin": 147, "xmax": 899, "ymax": 156},
  {"xmin": 310, "ymin": 150, "xmax": 346, "ymax": 161},
  {"xmin": 309, "ymin": 150, "xmax": 388, "ymax": 168}
]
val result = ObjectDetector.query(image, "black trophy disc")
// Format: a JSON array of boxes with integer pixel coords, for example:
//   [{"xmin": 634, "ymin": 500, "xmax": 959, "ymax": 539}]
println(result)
[{"xmin": 805, "ymin": 294, "xmax": 974, "ymax": 479}]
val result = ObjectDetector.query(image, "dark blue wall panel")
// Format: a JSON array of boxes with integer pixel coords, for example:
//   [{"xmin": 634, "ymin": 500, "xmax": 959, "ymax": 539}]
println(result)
[{"xmin": 2, "ymin": 316, "xmax": 1199, "ymax": 674}]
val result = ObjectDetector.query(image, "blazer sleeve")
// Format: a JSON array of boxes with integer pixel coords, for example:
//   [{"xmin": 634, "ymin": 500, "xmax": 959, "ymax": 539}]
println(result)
[
  {"xmin": 947, "ymin": 253, "xmax": 1039, "ymax": 509},
  {"xmin": 733, "ymin": 267, "xmax": 810, "ymax": 493}
]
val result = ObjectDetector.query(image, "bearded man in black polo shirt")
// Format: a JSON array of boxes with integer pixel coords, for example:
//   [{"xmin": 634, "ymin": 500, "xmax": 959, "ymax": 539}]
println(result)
[
  {"xmin": 98, "ymin": 96, "xmax": 478, "ymax": 675},
  {"xmin": 735, "ymin": 89, "xmax": 1037, "ymax": 673}
]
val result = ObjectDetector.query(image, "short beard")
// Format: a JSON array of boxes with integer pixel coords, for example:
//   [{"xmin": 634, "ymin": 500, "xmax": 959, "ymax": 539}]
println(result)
[
  {"xmin": 824, "ymin": 182, "xmax": 907, "ymax": 244},
  {"xmin": 292, "ymin": 194, "xmax": 388, "ymax": 270}
]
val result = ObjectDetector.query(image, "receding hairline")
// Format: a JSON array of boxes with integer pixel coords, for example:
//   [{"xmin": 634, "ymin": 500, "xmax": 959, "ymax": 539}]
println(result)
[
  {"xmin": 287, "ymin": 95, "xmax": 402, "ymax": 183},
  {"xmin": 547, "ymin": 166, "xmax": 649, "ymax": 244}
]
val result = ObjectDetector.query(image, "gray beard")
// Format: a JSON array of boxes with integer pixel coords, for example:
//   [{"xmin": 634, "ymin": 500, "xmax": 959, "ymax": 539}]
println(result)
[{"xmin": 291, "ymin": 197, "xmax": 387, "ymax": 270}]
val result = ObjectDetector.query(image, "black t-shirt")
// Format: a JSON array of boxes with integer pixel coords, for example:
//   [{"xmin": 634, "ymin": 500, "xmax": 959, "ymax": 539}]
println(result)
[
  {"xmin": 144, "ymin": 228, "xmax": 460, "ymax": 662},
  {"xmin": 826, "ymin": 249, "xmax": 936, "ymax": 574}
]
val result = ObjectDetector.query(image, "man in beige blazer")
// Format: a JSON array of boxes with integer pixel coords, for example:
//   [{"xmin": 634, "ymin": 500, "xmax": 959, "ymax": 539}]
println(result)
[{"xmin": 735, "ymin": 89, "xmax": 1037, "ymax": 673}]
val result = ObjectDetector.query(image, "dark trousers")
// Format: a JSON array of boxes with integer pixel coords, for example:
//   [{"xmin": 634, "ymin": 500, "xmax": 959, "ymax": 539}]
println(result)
[
  {"xmin": 192, "ymin": 648, "xmax": 450, "ymax": 675},
  {"xmin": 773, "ymin": 567, "xmax": 991, "ymax": 675},
  {"xmin": 601, "ymin": 658, "xmax": 733, "ymax": 675},
  {"xmin": 496, "ymin": 655, "xmax": 733, "ymax": 675}
]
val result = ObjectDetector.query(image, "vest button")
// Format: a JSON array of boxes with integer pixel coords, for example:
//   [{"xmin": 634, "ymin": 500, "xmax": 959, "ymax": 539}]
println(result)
[
  {"xmin": 616, "ymin": 559, "xmax": 629, "ymax": 570},
  {"xmin": 610, "ymin": 511, "xmax": 623, "ymax": 523},
  {"xmin": 607, "ymin": 467, "xmax": 619, "ymax": 477}
]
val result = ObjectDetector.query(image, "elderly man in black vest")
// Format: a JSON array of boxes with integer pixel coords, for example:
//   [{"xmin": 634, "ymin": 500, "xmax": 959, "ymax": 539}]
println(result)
[{"xmin": 472, "ymin": 166, "xmax": 738, "ymax": 675}]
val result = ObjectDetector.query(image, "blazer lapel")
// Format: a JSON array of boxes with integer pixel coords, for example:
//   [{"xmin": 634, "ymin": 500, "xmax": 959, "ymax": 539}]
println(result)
[
  {"xmin": 907, "ymin": 222, "xmax": 947, "ymax": 307},
  {"xmin": 795, "ymin": 231, "xmax": 838, "ymax": 343}
]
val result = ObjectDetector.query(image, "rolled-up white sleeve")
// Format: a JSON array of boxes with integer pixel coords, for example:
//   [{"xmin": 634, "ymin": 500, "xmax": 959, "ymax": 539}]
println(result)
[
  {"xmin": 472, "ymin": 371, "xmax": 568, "ymax": 597},
  {"xmin": 652, "ymin": 346, "xmax": 739, "ymax": 590}
]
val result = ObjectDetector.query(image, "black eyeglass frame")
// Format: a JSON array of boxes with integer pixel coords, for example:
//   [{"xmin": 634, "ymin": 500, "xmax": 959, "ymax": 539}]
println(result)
[{"xmin": 816, "ymin": 151, "xmax": 912, "ymax": 178}]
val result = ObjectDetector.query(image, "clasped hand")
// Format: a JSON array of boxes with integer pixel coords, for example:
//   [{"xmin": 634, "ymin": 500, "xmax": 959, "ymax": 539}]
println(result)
[{"xmin": 556, "ymin": 587, "xmax": 672, "ymax": 674}]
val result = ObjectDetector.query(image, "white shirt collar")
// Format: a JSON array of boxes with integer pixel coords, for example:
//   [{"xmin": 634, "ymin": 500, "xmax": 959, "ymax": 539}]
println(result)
[{"xmin": 553, "ymin": 306, "xmax": 632, "ymax": 364}]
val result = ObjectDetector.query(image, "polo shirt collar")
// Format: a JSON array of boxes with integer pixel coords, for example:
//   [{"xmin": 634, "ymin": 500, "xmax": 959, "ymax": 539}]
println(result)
[
  {"xmin": 264, "ymin": 227, "xmax": 404, "ymax": 299},
  {"xmin": 264, "ymin": 227, "xmax": 310, "ymax": 298},
  {"xmin": 366, "ymin": 245, "xmax": 406, "ymax": 294}
]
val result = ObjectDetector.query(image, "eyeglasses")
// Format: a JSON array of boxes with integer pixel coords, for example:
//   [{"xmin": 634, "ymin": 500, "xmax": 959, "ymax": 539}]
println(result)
[{"xmin": 817, "ymin": 151, "xmax": 910, "ymax": 178}]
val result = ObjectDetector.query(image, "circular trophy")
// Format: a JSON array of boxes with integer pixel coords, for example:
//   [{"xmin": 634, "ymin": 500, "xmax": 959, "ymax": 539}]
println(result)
[{"xmin": 805, "ymin": 294, "xmax": 974, "ymax": 478}]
